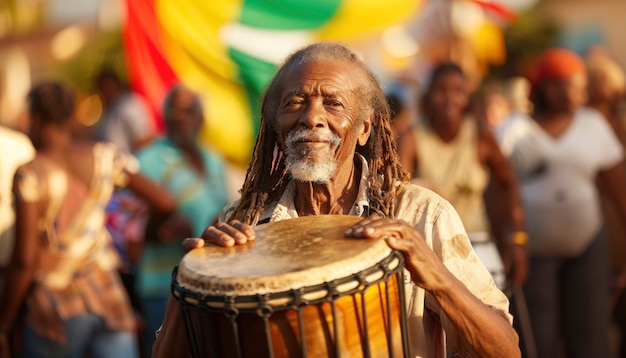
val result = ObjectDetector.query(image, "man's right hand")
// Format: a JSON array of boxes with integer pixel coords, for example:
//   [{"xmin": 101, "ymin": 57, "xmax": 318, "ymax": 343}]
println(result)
[{"xmin": 183, "ymin": 220, "xmax": 255, "ymax": 252}]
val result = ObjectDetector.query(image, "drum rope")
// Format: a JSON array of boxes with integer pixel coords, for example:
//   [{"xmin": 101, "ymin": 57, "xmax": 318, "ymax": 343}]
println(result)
[
  {"xmin": 171, "ymin": 251, "xmax": 410, "ymax": 357},
  {"xmin": 225, "ymin": 296, "xmax": 244, "ymax": 358}
]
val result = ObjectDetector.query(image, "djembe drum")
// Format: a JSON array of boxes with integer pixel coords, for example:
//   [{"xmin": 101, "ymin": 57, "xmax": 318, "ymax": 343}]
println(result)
[{"xmin": 172, "ymin": 215, "xmax": 410, "ymax": 358}]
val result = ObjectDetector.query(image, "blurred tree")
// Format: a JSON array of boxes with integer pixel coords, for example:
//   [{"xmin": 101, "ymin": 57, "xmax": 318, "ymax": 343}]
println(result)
[
  {"xmin": 3, "ymin": 0, "xmax": 46, "ymax": 35},
  {"xmin": 56, "ymin": 29, "xmax": 126, "ymax": 94},
  {"xmin": 489, "ymin": 5, "xmax": 561, "ymax": 79}
]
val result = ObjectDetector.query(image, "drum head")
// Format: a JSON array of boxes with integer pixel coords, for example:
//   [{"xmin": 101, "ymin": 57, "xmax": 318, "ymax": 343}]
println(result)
[{"xmin": 177, "ymin": 215, "xmax": 393, "ymax": 297}]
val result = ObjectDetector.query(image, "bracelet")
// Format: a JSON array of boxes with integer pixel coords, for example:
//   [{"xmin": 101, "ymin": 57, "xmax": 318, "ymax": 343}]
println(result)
[{"xmin": 510, "ymin": 231, "xmax": 528, "ymax": 246}]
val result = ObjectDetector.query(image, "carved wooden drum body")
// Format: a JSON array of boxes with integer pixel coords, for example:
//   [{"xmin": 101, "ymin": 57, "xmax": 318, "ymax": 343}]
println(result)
[{"xmin": 172, "ymin": 215, "xmax": 410, "ymax": 358}]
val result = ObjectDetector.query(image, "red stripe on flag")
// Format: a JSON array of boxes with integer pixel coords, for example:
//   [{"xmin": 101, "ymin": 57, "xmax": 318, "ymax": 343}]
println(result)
[
  {"xmin": 123, "ymin": 0, "xmax": 179, "ymax": 131},
  {"xmin": 471, "ymin": 0, "xmax": 518, "ymax": 22}
]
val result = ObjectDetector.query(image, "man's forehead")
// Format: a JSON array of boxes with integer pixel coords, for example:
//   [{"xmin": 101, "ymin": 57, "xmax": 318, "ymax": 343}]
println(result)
[
  {"xmin": 174, "ymin": 91, "xmax": 197, "ymax": 103},
  {"xmin": 282, "ymin": 59, "xmax": 363, "ymax": 92}
]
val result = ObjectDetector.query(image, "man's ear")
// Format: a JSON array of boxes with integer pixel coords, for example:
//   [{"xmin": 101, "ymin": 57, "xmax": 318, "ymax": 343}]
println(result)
[{"xmin": 357, "ymin": 115, "xmax": 373, "ymax": 146}]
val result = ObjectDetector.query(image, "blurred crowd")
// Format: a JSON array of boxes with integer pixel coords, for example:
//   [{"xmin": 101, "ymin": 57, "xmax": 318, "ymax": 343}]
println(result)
[
  {"xmin": 390, "ymin": 45, "xmax": 626, "ymax": 358},
  {"xmin": 0, "ymin": 42, "xmax": 626, "ymax": 358},
  {"xmin": 0, "ymin": 72, "xmax": 233, "ymax": 358}
]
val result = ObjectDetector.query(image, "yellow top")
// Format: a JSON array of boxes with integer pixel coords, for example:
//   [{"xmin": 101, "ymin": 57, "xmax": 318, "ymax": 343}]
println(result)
[{"xmin": 415, "ymin": 117, "xmax": 490, "ymax": 234}]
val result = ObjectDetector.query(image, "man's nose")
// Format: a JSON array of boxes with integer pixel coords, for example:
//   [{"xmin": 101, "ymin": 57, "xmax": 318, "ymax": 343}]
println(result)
[{"xmin": 299, "ymin": 101, "xmax": 327, "ymax": 129}]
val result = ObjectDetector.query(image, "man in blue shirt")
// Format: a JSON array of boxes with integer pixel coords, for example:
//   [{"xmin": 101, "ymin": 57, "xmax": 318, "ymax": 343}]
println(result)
[{"xmin": 134, "ymin": 84, "xmax": 229, "ymax": 355}]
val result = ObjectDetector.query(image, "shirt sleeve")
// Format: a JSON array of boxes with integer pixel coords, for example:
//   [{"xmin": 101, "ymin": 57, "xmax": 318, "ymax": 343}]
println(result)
[
  {"xmin": 135, "ymin": 146, "xmax": 162, "ymax": 182},
  {"xmin": 585, "ymin": 108, "xmax": 624, "ymax": 170},
  {"xmin": 105, "ymin": 143, "xmax": 140, "ymax": 188},
  {"xmin": 217, "ymin": 200, "xmax": 239, "ymax": 223},
  {"xmin": 119, "ymin": 94, "xmax": 155, "ymax": 144},
  {"xmin": 394, "ymin": 185, "xmax": 513, "ymax": 355},
  {"xmin": 428, "ymin": 202, "xmax": 513, "ymax": 353}
]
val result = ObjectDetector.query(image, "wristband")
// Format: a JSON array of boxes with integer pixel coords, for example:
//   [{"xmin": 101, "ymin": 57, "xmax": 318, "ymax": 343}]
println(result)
[{"xmin": 510, "ymin": 231, "xmax": 528, "ymax": 246}]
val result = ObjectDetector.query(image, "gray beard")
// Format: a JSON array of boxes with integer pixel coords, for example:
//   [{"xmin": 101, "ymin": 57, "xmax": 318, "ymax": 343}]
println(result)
[{"xmin": 284, "ymin": 128, "xmax": 341, "ymax": 184}]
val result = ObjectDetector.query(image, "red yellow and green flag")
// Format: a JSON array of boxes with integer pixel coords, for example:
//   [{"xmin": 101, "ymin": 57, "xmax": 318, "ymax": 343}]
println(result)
[{"xmin": 123, "ymin": 0, "xmax": 422, "ymax": 166}]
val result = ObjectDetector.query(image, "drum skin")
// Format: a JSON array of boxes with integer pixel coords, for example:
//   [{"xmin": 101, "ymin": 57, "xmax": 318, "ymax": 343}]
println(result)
[{"xmin": 173, "ymin": 215, "xmax": 409, "ymax": 358}]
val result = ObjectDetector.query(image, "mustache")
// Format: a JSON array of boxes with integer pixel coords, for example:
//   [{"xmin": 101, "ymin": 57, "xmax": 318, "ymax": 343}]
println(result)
[{"xmin": 284, "ymin": 128, "xmax": 342, "ymax": 148}]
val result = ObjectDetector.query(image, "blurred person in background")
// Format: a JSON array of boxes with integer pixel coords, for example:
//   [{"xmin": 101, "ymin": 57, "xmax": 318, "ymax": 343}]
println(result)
[
  {"xmin": 586, "ymin": 46, "xmax": 626, "ymax": 358},
  {"xmin": 0, "ymin": 125, "xmax": 35, "ymax": 293},
  {"xmin": 92, "ymin": 68, "xmax": 159, "ymax": 346},
  {"xmin": 131, "ymin": 84, "xmax": 229, "ymax": 355},
  {"xmin": 476, "ymin": 77, "xmax": 534, "ymax": 152},
  {"xmin": 0, "ymin": 81, "xmax": 179, "ymax": 358},
  {"xmin": 480, "ymin": 77, "xmax": 533, "ymax": 134},
  {"xmin": 479, "ymin": 81, "xmax": 512, "ymax": 133},
  {"xmin": 586, "ymin": 46, "xmax": 626, "ymax": 144},
  {"xmin": 492, "ymin": 77, "xmax": 534, "ymax": 156},
  {"xmin": 396, "ymin": 63, "xmax": 528, "ymax": 291},
  {"xmin": 92, "ymin": 69, "xmax": 155, "ymax": 154},
  {"xmin": 499, "ymin": 48, "xmax": 626, "ymax": 358},
  {"xmin": 478, "ymin": 76, "xmax": 534, "ymax": 264},
  {"xmin": 477, "ymin": 76, "xmax": 537, "ymax": 356},
  {"xmin": 386, "ymin": 91, "xmax": 412, "ymax": 139}
]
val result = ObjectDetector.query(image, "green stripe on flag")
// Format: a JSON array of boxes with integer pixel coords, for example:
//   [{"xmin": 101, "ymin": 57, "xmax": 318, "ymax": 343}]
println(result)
[
  {"xmin": 240, "ymin": 0, "xmax": 342, "ymax": 30},
  {"xmin": 229, "ymin": 47, "xmax": 278, "ymax": 136}
]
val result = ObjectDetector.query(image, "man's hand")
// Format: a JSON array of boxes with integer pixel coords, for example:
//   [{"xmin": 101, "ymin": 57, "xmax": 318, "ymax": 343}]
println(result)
[
  {"xmin": 345, "ymin": 214, "xmax": 452, "ymax": 292},
  {"xmin": 182, "ymin": 220, "xmax": 256, "ymax": 253}
]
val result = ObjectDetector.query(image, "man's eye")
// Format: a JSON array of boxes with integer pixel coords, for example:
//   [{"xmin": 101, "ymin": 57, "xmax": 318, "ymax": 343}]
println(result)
[
  {"xmin": 326, "ymin": 101, "xmax": 342, "ymax": 107},
  {"xmin": 285, "ymin": 99, "xmax": 303, "ymax": 107}
]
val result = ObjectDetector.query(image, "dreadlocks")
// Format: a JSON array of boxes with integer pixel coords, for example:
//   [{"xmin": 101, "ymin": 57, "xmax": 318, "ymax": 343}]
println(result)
[{"xmin": 228, "ymin": 42, "xmax": 410, "ymax": 226}]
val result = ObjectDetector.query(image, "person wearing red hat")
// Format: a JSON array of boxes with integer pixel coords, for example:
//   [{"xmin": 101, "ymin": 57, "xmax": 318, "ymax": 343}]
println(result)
[{"xmin": 498, "ymin": 48, "xmax": 626, "ymax": 357}]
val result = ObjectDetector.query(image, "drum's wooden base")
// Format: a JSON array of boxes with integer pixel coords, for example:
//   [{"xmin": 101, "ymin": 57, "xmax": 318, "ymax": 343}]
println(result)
[{"xmin": 179, "ymin": 273, "xmax": 406, "ymax": 358}]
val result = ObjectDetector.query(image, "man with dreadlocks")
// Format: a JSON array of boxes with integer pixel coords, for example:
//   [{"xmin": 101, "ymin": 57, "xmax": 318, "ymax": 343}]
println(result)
[{"xmin": 152, "ymin": 42, "xmax": 519, "ymax": 358}]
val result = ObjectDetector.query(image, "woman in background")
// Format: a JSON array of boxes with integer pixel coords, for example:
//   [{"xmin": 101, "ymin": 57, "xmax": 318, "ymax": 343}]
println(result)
[
  {"xmin": 397, "ymin": 63, "xmax": 528, "ymax": 290},
  {"xmin": 499, "ymin": 48, "xmax": 626, "ymax": 358},
  {"xmin": 0, "ymin": 81, "xmax": 178, "ymax": 358}
]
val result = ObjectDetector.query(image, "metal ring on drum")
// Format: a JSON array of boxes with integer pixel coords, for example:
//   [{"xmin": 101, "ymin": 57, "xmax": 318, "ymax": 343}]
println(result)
[{"xmin": 172, "ymin": 215, "xmax": 411, "ymax": 358}]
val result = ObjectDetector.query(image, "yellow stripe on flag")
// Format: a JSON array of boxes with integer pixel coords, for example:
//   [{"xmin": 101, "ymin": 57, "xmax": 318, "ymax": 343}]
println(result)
[
  {"xmin": 156, "ymin": 0, "xmax": 254, "ymax": 164},
  {"xmin": 316, "ymin": 0, "xmax": 422, "ymax": 41}
]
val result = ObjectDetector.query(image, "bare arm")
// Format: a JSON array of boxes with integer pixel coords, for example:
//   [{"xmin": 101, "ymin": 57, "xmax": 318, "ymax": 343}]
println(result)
[
  {"xmin": 131, "ymin": 135, "xmax": 155, "ymax": 153},
  {"xmin": 0, "ymin": 193, "xmax": 41, "ymax": 339},
  {"xmin": 396, "ymin": 128, "xmax": 444, "ymax": 192},
  {"xmin": 480, "ymin": 129, "xmax": 528, "ymax": 286},
  {"xmin": 126, "ymin": 172, "xmax": 177, "ymax": 214},
  {"xmin": 597, "ymin": 162, "xmax": 626, "ymax": 222},
  {"xmin": 480, "ymin": 129, "xmax": 525, "ymax": 233}
]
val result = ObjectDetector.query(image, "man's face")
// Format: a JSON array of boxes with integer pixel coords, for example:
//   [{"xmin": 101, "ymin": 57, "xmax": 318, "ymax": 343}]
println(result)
[
  {"xmin": 275, "ymin": 59, "xmax": 372, "ymax": 183},
  {"xmin": 427, "ymin": 71, "xmax": 469, "ymax": 125},
  {"xmin": 96, "ymin": 78, "xmax": 118, "ymax": 105},
  {"xmin": 542, "ymin": 73, "xmax": 587, "ymax": 114},
  {"xmin": 166, "ymin": 90, "xmax": 203, "ymax": 147}
]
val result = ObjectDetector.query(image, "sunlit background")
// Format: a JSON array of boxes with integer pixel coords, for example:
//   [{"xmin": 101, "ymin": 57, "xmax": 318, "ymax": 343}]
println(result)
[{"xmin": 1, "ymin": 0, "xmax": 624, "ymax": 166}]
